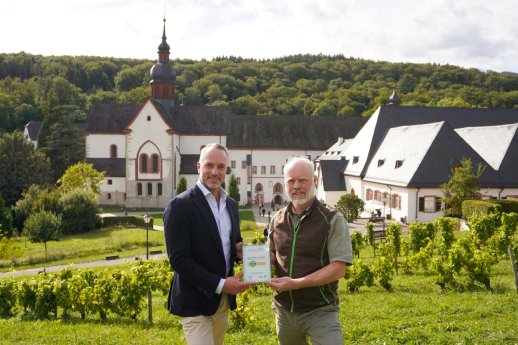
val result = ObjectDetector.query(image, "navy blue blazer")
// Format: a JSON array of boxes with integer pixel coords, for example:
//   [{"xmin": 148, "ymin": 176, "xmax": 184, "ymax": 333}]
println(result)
[{"xmin": 163, "ymin": 185, "xmax": 242, "ymax": 317}]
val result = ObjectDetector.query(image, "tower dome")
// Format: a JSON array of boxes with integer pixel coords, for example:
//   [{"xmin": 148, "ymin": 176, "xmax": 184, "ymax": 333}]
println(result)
[{"xmin": 150, "ymin": 17, "xmax": 176, "ymax": 103}]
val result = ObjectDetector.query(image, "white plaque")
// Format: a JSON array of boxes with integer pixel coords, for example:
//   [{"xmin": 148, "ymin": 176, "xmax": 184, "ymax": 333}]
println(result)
[{"xmin": 242, "ymin": 244, "xmax": 271, "ymax": 282}]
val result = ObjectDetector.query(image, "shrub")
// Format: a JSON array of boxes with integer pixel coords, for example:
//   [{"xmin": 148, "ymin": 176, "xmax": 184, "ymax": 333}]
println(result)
[
  {"xmin": 408, "ymin": 222, "xmax": 434, "ymax": 254},
  {"xmin": 351, "ymin": 231, "xmax": 364, "ymax": 258},
  {"xmin": 60, "ymin": 188, "xmax": 100, "ymax": 235},
  {"xmin": 0, "ymin": 278, "xmax": 17, "ymax": 317},
  {"xmin": 102, "ymin": 216, "xmax": 154, "ymax": 228},
  {"xmin": 344, "ymin": 259, "xmax": 374, "ymax": 292},
  {"xmin": 462, "ymin": 199, "xmax": 501, "ymax": 220},
  {"xmin": 494, "ymin": 199, "xmax": 518, "ymax": 214},
  {"xmin": 335, "ymin": 194, "xmax": 364, "ymax": 223}
]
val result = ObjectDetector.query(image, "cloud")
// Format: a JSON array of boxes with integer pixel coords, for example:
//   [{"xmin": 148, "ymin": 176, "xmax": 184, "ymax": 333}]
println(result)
[{"xmin": 0, "ymin": 0, "xmax": 517, "ymax": 72}]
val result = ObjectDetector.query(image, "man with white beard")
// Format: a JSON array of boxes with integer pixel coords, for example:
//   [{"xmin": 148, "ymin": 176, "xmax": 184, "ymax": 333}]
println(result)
[{"xmin": 267, "ymin": 156, "xmax": 352, "ymax": 345}]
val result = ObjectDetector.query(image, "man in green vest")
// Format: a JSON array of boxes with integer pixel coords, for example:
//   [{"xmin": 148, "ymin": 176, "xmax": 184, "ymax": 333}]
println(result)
[{"xmin": 267, "ymin": 156, "xmax": 353, "ymax": 345}]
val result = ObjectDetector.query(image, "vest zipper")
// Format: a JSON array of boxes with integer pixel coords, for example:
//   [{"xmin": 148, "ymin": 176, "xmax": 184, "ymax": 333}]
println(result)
[{"xmin": 288, "ymin": 216, "xmax": 302, "ymax": 312}]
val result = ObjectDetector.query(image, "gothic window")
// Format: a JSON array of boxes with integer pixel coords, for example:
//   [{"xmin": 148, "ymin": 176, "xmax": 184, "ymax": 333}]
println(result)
[
  {"xmin": 158, "ymin": 183, "xmax": 162, "ymax": 196},
  {"xmin": 110, "ymin": 144, "xmax": 117, "ymax": 158},
  {"xmin": 140, "ymin": 154, "xmax": 148, "ymax": 173},
  {"xmin": 147, "ymin": 183, "xmax": 153, "ymax": 196},
  {"xmin": 151, "ymin": 154, "xmax": 159, "ymax": 173}
]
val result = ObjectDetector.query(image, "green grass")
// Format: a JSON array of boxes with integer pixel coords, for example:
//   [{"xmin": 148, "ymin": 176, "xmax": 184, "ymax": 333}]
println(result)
[
  {"xmin": 0, "ymin": 210, "xmax": 263, "ymax": 272},
  {"xmin": 0, "ymin": 258, "xmax": 517, "ymax": 344},
  {"xmin": 0, "ymin": 227, "xmax": 166, "ymax": 272},
  {"xmin": 3, "ymin": 212, "xmax": 516, "ymax": 343}
]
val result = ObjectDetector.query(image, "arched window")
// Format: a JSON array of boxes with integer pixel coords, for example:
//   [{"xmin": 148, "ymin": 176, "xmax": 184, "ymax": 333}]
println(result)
[
  {"xmin": 158, "ymin": 183, "xmax": 162, "ymax": 196},
  {"xmin": 151, "ymin": 154, "xmax": 160, "ymax": 173},
  {"xmin": 107, "ymin": 193, "xmax": 111, "ymax": 200},
  {"xmin": 137, "ymin": 183, "xmax": 142, "ymax": 196},
  {"xmin": 273, "ymin": 183, "xmax": 283, "ymax": 193},
  {"xmin": 350, "ymin": 188, "xmax": 355, "ymax": 195},
  {"xmin": 110, "ymin": 144, "xmax": 117, "ymax": 158},
  {"xmin": 392, "ymin": 194, "xmax": 401, "ymax": 210},
  {"xmin": 140, "ymin": 154, "xmax": 148, "ymax": 173},
  {"xmin": 147, "ymin": 183, "xmax": 153, "ymax": 196},
  {"xmin": 255, "ymin": 183, "xmax": 263, "ymax": 192}
]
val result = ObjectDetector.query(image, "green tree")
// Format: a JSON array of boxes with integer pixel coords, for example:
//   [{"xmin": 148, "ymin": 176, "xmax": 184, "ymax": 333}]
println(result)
[
  {"xmin": 335, "ymin": 194, "xmax": 365, "ymax": 223},
  {"xmin": 176, "ymin": 176, "xmax": 187, "ymax": 195},
  {"xmin": 58, "ymin": 162, "xmax": 105, "ymax": 195},
  {"xmin": 24, "ymin": 210, "xmax": 61, "ymax": 260},
  {"xmin": 59, "ymin": 189, "xmax": 100, "ymax": 235},
  {"xmin": 0, "ymin": 131, "xmax": 52, "ymax": 206},
  {"xmin": 12, "ymin": 185, "xmax": 62, "ymax": 234},
  {"xmin": 0, "ymin": 196, "xmax": 13, "ymax": 237},
  {"xmin": 40, "ymin": 115, "xmax": 85, "ymax": 179},
  {"xmin": 227, "ymin": 174, "xmax": 240, "ymax": 204},
  {"xmin": 442, "ymin": 158, "xmax": 485, "ymax": 217}
]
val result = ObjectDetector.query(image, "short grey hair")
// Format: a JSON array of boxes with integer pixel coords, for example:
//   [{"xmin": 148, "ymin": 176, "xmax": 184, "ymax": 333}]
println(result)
[
  {"xmin": 284, "ymin": 156, "xmax": 315, "ymax": 177},
  {"xmin": 199, "ymin": 143, "xmax": 228, "ymax": 162}
]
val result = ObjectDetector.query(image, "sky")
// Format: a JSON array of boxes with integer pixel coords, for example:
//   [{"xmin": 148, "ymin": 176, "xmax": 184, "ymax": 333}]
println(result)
[{"xmin": 1, "ymin": 0, "xmax": 517, "ymax": 73}]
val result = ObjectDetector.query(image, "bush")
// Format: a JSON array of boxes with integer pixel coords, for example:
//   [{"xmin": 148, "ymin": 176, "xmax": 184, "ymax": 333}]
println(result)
[
  {"xmin": 351, "ymin": 231, "xmax": 364, "ymax": 258},
  {"xmin": 494, "ymin": 199, "xmax": 518, "ymax": 214},
  {"xmin": 462, "ymin": 200, "xmax": 501, "ymax": 220},
  {"xmin": 60, "ymin": 188, "xmax": 100, "ymax": 235},
  {"xmin": 408, "ymin": 222, "xmax": 435, "ymax": 254},
  {"xmin": 102, "ymin": 216, "xmax": 154, "ymax": 228},
  {"xmin": 0, "ymin": 278, "xmax": 17, "ymax": 317},
  {"xmin": 0, "ymin": 235, "xmax": 24, "ymax": 261},
  {"xmin": 335, "ymin": 194, "xmax": 364, "ymax": 223}
]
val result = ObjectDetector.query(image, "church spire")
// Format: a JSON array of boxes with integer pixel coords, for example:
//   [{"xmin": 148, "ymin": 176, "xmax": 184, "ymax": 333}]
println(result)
[
  {"xmin": 388, "ymin": 89, "xmax": 401, "ymax": 106},
  {"xmin": 150, "ymin": 16, "xmax": 176, "ymax": 105}
]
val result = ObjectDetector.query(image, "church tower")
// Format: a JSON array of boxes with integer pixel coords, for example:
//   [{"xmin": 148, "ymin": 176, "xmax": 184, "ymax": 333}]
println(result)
[{"xmin": 150, "ymin": 17, "xmax": 176, "ymax": 105}]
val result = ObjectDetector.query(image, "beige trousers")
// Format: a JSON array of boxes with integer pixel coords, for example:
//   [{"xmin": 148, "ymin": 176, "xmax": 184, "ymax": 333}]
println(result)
[{"xmin": 180, "ymin": 294, "xmax": 229, "ymax": 345}]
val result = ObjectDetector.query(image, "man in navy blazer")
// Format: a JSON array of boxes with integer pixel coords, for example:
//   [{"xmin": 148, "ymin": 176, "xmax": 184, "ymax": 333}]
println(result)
[{"xmin": 164, "ymin": 143, "xmax": 253, "ymax": 345}]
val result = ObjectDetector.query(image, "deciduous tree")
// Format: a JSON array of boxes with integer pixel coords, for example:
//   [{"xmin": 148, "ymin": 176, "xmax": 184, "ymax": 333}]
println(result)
[
  {"xmin": 0, "ymin": 131, "xmax": 52, "ymax": 206},
  {"xmin": 442, "ymin": 158, "xmax": 485, "ymax": 218}
]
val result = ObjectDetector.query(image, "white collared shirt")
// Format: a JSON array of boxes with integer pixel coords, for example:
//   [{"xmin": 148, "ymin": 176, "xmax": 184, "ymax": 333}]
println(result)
[{"xmin": 196, "ymin": 181, "xmax": 232, "ymax": 278}]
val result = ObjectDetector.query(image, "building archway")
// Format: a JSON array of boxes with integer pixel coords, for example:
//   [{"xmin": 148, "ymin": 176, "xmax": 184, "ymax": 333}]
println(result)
[
  {"xmin": 255, "ymin": 183, "xmax": 264, "ymax": 205},
  {"xmin": 272, "ymin": 183, "xmax": 284, "ymax": 206}
]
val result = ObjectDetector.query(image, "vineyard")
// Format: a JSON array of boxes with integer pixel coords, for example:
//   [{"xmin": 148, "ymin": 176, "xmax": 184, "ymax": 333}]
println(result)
[{"xmin": 0, "ymin": 212, "xmax": 517, "ymax": 344}]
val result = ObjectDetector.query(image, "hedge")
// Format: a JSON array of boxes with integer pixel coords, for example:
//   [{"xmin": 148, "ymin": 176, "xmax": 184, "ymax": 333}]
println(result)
[{"xmin": 102, "ymin": 216, "xmax": 154, "ymax": 229}]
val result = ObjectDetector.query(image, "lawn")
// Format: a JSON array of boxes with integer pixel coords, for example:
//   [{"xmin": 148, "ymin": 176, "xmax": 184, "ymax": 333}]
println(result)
[
  {"xmin": 0, "ymin": 256, "xmax": 516, "ymax": 344},
  {"xmin": 0, "ymin": 210, "xmax": 265, "ymax": 272},
  {"xmin": 2, "ymin": 211, "xmax": 517, "ymax": 344}
]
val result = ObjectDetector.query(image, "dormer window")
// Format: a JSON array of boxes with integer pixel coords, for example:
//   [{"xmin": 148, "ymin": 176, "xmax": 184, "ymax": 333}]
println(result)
[
  {"xmin": 377, "ymin": 159, "xmax": 385, "ymax": 167},
  {"xmin": 147, "ymin": 116, "xmax": 151, "ymax": 121},
  {"xmin": 352, "ymin": 156, "xmax": 359, "ymax": 164},
  {"xmin": 395, "ymin": 160, "xmax": 404, "ymax": 169}
]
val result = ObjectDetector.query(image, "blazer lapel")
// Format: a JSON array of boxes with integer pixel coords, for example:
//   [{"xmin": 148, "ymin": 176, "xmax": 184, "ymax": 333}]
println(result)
[{"xmin": 192, "ymin": 186, "xmax": 225, "ymax": 258}]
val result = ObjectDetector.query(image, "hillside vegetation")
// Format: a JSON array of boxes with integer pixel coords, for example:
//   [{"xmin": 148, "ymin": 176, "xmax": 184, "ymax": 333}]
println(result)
[{"xmin": 1, "ymin": 52, "xmax": 518, "ymax": 134}]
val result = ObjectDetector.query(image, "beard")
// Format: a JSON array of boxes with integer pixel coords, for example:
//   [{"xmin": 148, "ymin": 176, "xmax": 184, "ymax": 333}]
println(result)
[{"xmin": 290, "ymin": 184, "xmax": 315, "ymax": 207}]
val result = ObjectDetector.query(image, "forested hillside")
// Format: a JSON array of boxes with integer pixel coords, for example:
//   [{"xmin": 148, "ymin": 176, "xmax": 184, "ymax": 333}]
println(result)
[{"xmin": 1, "ymin": 52, "xmax": 518, "ymax": 134}]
